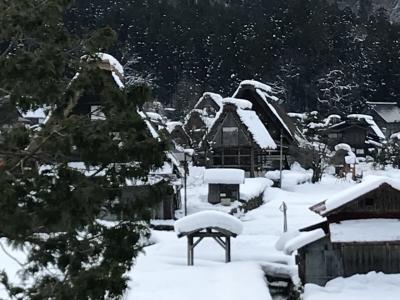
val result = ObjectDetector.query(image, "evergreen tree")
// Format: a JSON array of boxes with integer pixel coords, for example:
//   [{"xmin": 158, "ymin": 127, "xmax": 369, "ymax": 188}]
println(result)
[{"xmin": 0, "ymin": 1, "xmax": 166, "ymax": 298}]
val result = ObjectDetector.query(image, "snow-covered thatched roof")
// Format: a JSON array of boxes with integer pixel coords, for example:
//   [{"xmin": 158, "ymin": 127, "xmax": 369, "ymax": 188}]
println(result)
[
  {"xmin": 348, "ymin": 114, "xmax": 385, "ymax": 140},
  {"xmin": 194, "ymin": 92, "xmax": 223, "ymax": 110},
  {"xmin": 232, "ymin": 80, "xmax": 304, "ymax": 144},
  {"xmin": 368, "ymin": 101, "xmax": 400, "ymax": 123},
  {"xmin": 310, "ymin": 176, "xmax": 400, "ymax": 216}
]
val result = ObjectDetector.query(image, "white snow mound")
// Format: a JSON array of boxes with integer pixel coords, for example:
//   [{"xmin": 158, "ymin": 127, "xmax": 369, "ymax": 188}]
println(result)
[
  {"xmin": 204, "ymin": 168, "xmax": 245, "ymax": 184},
  {"xmin": 175, "ymin": 211, "xmax": 243, "ymax": 235}
]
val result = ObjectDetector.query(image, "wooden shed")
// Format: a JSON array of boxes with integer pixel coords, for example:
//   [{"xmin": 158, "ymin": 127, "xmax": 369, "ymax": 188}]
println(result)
[
  {"xmin": 283, "ymin": 177, "xmax": 400, "ymax": 286},
  {"xmin": 325, "ymin": 116, "xmax": 384, "ymax": 156},
  {"xmin": 203, "ymin": 168, "xmax": 245, "ymax": 205}
]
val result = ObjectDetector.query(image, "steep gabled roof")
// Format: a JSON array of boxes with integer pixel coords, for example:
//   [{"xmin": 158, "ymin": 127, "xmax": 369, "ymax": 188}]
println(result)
[
  {"xmin": 348, "ymin": 114, "xmax": 385, "ymax": 140},
  {"xmin": 232, "ymin": 80, "xmax": 303, "ymax": 144},
  {"xmin": 368, "ymin": 102, "xmax": 400, "ymax": 123},
  {"xmin": 194, "ymin": 92, "xmax": 223, "ymax": 111},
  {"xmin": 206, "ymin": 100, "xmax": 277, "ymax": 150},
  {"xmin": 310, "ymin": 176, "xmax": 400, "ymax": 216}
]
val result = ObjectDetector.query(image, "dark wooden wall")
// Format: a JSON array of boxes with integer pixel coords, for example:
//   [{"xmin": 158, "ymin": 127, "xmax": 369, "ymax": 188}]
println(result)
[
  {"xmin": 208, "ymin": 183, "xmax": 240, "ymax": 204},
  {"xmin": 327, "ymin": 184, "xmax": 400, "ymax": 221},
  {"xmin": 299, "ymin": 238, "xmax": 400, "ymax": 286}
]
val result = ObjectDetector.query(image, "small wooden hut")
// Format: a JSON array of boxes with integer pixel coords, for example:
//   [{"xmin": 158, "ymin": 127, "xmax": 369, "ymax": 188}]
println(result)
[
  {"xmin": 203, "ymin": 168, "xmax": 245, "ymax": 205},
  {"xmin": 282, "ymin": 177, "xmax": 400, "ymax": 286}
]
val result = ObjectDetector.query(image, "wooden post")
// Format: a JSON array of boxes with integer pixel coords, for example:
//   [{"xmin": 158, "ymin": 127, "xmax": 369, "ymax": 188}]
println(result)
[
  {"xmin": 250, "ymin": 147, "xmax": 255, "ymax": 178},
  {"xmin": 188, "ymin": 235, "xmax": 194, "ymax": 266},
  {"xmin": 225, "ymin": 236, "xmax": 231, "ymax": 263}
]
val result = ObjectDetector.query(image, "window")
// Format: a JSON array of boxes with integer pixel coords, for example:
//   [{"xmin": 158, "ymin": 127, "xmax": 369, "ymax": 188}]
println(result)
[{"xmin": 222, "ymin": 127, "xmax": 238, "ymax": 145}]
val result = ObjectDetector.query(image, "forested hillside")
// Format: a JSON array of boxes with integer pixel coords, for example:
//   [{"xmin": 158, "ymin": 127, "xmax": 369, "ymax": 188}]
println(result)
[{"xmin": 66, "ymin": 0, "xmax": 400, "ymax": 116}]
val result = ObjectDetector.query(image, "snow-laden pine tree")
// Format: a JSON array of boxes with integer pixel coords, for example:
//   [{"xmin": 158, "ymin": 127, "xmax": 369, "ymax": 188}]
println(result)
[{"xmin": 0, "ymin": 1, "xmax": 166, "ymax": 298}]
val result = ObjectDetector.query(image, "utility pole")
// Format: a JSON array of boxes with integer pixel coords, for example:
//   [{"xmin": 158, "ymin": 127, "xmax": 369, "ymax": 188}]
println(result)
[
  {"xmin": 279, "ymin": 130, "xmax": 283, "ymax": 188},
  {"xmin": 184, "ymin": 151, "xmax": 187, "ymax": 216}
]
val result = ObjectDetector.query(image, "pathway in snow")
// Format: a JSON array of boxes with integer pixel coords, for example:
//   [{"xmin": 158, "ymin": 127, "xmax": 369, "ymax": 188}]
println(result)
[{"xmin": 126, "ymin": 175, "xmax": 355, "ymax": 300}]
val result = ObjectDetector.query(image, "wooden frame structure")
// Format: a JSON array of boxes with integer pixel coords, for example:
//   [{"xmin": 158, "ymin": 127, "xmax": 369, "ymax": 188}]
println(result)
[{"xmin": 177, "ymin": 227, "xmax": 237, "ymax": 265}]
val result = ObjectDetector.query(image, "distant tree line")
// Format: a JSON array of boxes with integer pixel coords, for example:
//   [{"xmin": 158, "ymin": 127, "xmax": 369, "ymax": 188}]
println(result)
[{"xmin": 66, "ymin": 0, "xmax": 400, "ymax": 116}]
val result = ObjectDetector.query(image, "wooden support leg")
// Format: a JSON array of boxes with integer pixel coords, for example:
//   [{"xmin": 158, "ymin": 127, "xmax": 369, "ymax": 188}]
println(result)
[
  {"xmin": 225, "ymin": 236, "xmax": 231, "ymax": 263},
  {"xmin": 187, "ymin": 236, "xmax": 194, "ymax": 266}
]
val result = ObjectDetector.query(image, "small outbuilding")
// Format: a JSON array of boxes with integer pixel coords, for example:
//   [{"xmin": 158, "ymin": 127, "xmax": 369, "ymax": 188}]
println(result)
[
  {"xmin": 174, "ymin": 210, "xmax": 243, "ymax": 265},
  {"xmin": 281, "ymin": 176, "xmax": 400, "ymax": 286},
  {"xmin": 203, "ymin": 168, "xmax": 245, "ymax": 205}
]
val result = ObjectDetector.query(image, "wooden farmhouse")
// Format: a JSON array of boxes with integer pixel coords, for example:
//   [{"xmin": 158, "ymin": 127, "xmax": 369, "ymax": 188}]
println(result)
[
  {"xmin": 368, "ymin": 102, "xmax": 400, "ymax": 139},
  {"xmin": 325, "ymin": 115, "xmax": 385, "ymax": 156},
  {"xmin": 183, "ymin": 92, "xmax": 223, "ymax": 148},
  {"xmin": 66, "ymin": 53, "xmax": 183, "ymax": 220},
  {"xmin": 232, "ymin": 80, "xmax": 303, "ymax": 169},
  {"xmin": 282, "ymin": 177, "xmax": 400, "ymax": 286},
  {"xmin": 202, "ymin": 98, "xmax": 277, "ymax": 177},
  {"xmin": 166, "ymin": 121, "xmax": 191, "ymax": 148}
]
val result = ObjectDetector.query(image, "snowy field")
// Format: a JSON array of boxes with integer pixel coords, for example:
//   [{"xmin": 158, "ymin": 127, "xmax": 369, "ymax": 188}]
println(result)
[{"xmin": 2, "ymin": 163, "xmax": 400, "ymax": 299}]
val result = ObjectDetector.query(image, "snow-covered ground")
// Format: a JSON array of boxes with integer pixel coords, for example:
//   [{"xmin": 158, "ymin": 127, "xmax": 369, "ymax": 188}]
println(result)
[
  {"xmin": 304, "ymin": 272, "xmax": 400, "ymax": 300},
  {"xmin": 2, "ymin": 163, "xmax": 400, "ymax": 299}
]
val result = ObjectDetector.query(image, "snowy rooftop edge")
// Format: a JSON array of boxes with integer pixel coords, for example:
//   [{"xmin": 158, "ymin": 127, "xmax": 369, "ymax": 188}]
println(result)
[
  {"xmin": 283, "ymin": 229, "xmax": 326, "ymax": 255},
  {"xmin": 310, "ymin": 176, "xmax": 400, "ymax": 216}
]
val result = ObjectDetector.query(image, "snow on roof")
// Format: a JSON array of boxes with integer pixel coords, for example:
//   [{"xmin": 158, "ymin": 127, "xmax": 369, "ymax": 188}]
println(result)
[
  {"xmin": 194, "ymin": 92, "xmax": 223, "ymax": 109},
  {"xmin": 222, "ymin": 98, "xmax": 253, "ymax": 110},
  {"xmin": 370, "ymin": 102, "xmax": 400, "ymax": 123},
  {"xmin": 323, "ymin": 114, "xmax": 341, "ymax": 126},
  {"xmin": 310, "ymin": 176, "xmax": 400, "ymax": 216},
  {"xmin": 282, "ymin": 229, "xmax": 326, "ymax": 255},
  {"xmin": 138, "ymin": 110, "xmax": 160, "ymax": 140},
  {"xmin": 256, "ymin": 89, "xmax": 293, "ymax": 139},
  {"xmin": 204, "ymin": 168, "xmax": 245, "ymax": 184},
  {"xmin": 174, "ymin": 210, "xmax": 243, "ymax": 236},
  {"xmin": 365, "ymin": 139, "xmax": 383, "ymax": 147},
  {"xmin": 348, "ymin": 114, "xmax": 385, "ymax": 140},
  {"xmin": 145, "ymin": 112, "xmax": 163, "ymax": 122},
  {"xmin": 166, "ymin": 121, "xmax": 183, "ymax": 133},
  {"xmin": 238, "ymin": 80, "xmax": 273, "ymax": 93},
  {"xmin": 330, "ymin": 219, "xmax": 400, "ymax": 243},
  {"xmin": 203, "ymin": 168, "xmax": 244, "ymax": 184},
  {"xmin": 288, "ymin": 112, "xmax": 307, "ymax": 121},
  {"xmin": 236, "ymin": 108, "xmax": 277, "ymax": 149}
]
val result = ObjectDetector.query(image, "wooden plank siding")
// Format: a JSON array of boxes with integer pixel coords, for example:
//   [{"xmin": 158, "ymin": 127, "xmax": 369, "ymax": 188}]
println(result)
[{"xmin": 327, "ymin": 184, "xmax": 400, "ymax": 222}]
